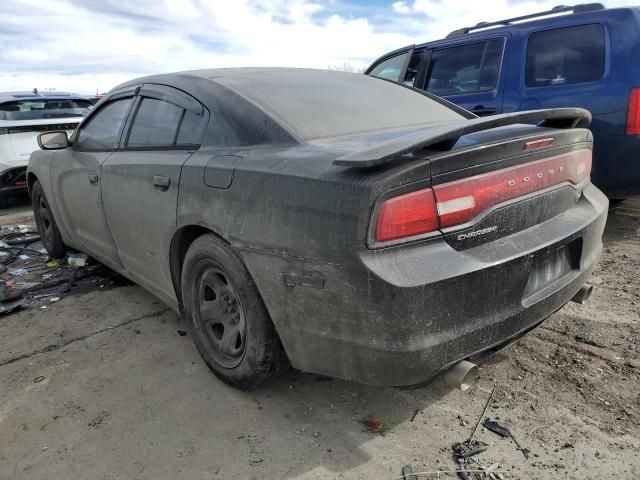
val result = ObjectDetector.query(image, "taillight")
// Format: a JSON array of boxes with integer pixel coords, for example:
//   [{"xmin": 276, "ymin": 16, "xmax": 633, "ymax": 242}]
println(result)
[
  {"xmin": 433, "ymin": 149, "xmax": 591, "ymax": 228},
  {"xmin": 376, "ymin": 188, "xmax": 439, "ymax": 242},
  {"xmin": 374, "ymin": 149, "xmax": 591, "ymax": 242},
  {"xmin": 626, "ymin": 88, "xmax": 640, "ymax": 135}
]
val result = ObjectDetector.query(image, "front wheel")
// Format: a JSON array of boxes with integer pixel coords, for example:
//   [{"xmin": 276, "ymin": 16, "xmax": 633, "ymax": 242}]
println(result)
[
  {"xmin": 31, "ymin": 180, "xmax": 66, "ymax": 258},
  {"xmin": 181, "ymin": 234, "xmax": 288, "ymax": 389}
]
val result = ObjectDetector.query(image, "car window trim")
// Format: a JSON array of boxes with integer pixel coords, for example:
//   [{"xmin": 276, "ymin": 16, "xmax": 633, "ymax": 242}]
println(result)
[
  {"xmin": 412, "ymin": 49, "xmax": 431, "ymax": 90},
  {"xmin": 398, "ymin": 47, "xmax": 415, "ymax": 84},
  {"xmin": 422, "ymin": 36, "xmax": 507, "ymax": 97},
  {"xmin": 72, "ymin": 95, "xmax": 138, "ymax": 153},
  {"xmin": 119, "ymin": 85, "xmax": 207, "ymax": 151},
  {"xmin": 139, "ymin": 83, "xmax": 204, "ymax": 115},
  {"xmin": 522, "ymin": 22, "xmax": 608, "ymax": 91}
]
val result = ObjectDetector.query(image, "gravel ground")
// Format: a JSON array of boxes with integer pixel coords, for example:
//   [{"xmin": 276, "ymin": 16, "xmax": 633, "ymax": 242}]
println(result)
[{"xmin": 0, "ymin": 197, "xmax": 638, "ymax": 480}]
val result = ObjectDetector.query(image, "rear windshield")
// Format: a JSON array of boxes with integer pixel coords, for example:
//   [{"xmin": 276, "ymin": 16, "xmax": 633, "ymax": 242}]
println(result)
[
  {"xmin": 0, "ymin": 99, "xmax": 92, "ymax": 121},
  {"xmin": 214, "ymin": 70, "xmax": 466, "ymax": 140}
]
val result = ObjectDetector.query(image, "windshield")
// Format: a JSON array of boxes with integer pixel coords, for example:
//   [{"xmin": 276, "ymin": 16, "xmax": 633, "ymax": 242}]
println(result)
[{"xmin": 0, "ymin": 99, "xmax": 92, "ymax": 121}]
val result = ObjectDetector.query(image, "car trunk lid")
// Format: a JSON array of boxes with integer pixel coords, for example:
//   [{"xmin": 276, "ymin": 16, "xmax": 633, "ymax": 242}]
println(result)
[{"xmin": 352, "ymin": 109, "xmax": 594, "ymax": 250}]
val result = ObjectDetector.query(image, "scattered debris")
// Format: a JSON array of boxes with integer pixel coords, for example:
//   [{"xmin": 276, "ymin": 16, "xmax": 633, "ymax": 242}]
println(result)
[
  {"xmin": 574, "ymin": 335, "xmax": 606, "ymax": 348},
  {"xmin": 410, "ymin": 408, "xmax": 419, "ymax": 422},
  {"xmin": 450, "ymin": 385, "xmax": 501, "ymax": 479},
  {"xmin": 0, "ymin": 222, "xmax": 130, "ymax": 315},
  {"xmin": 33, "ymin": 376, "xmax": 45, "ymax": 383},
  {"xmin": 401, "ymin": 464, "xmax": 418, "ymax": 480},
  {"xmin": 68, "ymin": 253, "xmax": 89, "ymax": 267},
  {"xmin": 482, "ymin": 418, "xmax": 530, "ymax": 459},
  {"xmin": 482, "ymin": 419, "xmax": 510, "ymax": 438},
  {"xmin": 469, "ymin": 385, "xmax": 498, "ymax": 441},
  {"xmin": 177, "ymin": 330, "xmax": 187, "ymax": 337},
  {"xmin": 0, "ymin": 298, "xmax": 24, "ymax": 316},
  {"xmin": 362, "ymin": 416, "xmax": 390, "ymax": 435},
  {"xmin": 452, "ymin": 439, "xmax": 489, "ymax": 458}
]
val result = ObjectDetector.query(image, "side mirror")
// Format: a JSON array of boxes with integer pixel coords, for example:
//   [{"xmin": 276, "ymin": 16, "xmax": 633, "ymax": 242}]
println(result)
[{"xmin": 38, "ymin": 131, "xmax": 69, "ymax": 150}]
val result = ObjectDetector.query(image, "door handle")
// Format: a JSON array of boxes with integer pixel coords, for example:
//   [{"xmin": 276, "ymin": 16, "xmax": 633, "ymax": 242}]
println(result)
[
  {"xmin": 88, "ymin": 174, "xmax": 99, "ymax": 185},
  {"xmin": 153, "ymin": 175, "xmax": 171, "ymax": 192},
  {"xmin": 471, "ymin": 105, "xmax": 497, "ymax": 116}
]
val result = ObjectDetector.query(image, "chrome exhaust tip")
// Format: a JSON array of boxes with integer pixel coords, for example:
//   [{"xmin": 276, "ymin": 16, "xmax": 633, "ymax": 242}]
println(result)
[
  {"xmin": 571, "ymin": 285, "xmax": 594, "ymax": 304},
  {"xmin": 443, "ymin": 360, "xmax": 478, "ymax": 392}
]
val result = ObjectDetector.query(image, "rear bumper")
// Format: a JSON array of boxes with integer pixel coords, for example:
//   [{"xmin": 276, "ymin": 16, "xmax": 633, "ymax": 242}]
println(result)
[{"xmin": 242, "ymin": 183, "xmax": 608, "ymax": 386}]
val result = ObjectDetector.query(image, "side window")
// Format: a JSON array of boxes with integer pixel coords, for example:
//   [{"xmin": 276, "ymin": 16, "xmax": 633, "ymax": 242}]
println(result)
[
  {"xmin": 75, "ymin": 97, "xmax": 133, "ymax": 150},
  {"xmin": 425, "ymin": 39, "xmax": 504, "ymax": 96},
  {"xmin": 525, "ymin": 24, "xmax": 605, "ymax": 87},
  {"xmin": 369, "ymin": 51, "xmax": 410, "ymax": 82},
  {"xmin": 176, "ymin": 110, "xmax": 203, "ymax": 145},
  {"xmin": 127, "ymin": 98, "xmax": 184, "ymax": 147}
]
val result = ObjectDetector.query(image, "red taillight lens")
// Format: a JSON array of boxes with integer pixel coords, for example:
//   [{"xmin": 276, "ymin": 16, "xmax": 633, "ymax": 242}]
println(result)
[
  {"xmin": 376, "ymin": 188, "xmax": 439, "ymax": 242},
  {"xmin": 433, "ymin": 149, "xmax": 591, "ymax": 228},
  {"xmin": 626, "ymin": 88, "xmax": 640, "ymax": 135},
  {"xmin": 374, "ymin": 149, "xmax": 592, "ymax": 242}
]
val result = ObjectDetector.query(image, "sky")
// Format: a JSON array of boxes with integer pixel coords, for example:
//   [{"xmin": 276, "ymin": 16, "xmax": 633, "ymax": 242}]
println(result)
[{"xmin": 1, "ymin": 0, "xmax": 635, "ymax": 94}]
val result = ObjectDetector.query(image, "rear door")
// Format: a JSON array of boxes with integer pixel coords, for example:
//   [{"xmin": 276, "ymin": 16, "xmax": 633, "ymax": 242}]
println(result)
[
  {"xmin": 51, "ymin": 92, "xmax": 136, "ymax": 264},
  {"xmin": 101, "ymin": 84, "xmax": 207, "ymax": 300},
  {"xmin": 418, "ymin": 37, "xmax": 508, "ymax": 116}
]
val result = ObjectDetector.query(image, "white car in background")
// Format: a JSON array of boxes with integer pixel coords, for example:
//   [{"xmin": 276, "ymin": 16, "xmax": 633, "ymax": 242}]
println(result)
[{"xmin": 0, "ymin": 91, "xmax": 91, "ymax": 207}]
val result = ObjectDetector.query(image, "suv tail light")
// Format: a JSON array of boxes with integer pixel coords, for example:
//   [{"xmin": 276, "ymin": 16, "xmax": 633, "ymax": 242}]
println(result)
[
  {"xmin": 374, "ymin": 149, "xmax": 591, "ymax": 242},
  {"xmin": 626, "ymin": 88, "xmax": 640, "ymax": 135}
]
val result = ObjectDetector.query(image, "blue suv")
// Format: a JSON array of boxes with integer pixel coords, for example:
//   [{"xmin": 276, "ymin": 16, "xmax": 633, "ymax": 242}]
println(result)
[{"xmin": 366, "ymin": 4, "xmax": 640, "ymax": 199}]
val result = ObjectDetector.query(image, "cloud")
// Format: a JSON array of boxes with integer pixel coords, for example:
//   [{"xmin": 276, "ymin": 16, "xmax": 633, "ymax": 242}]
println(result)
[
  {"xmin": 0, "ymin": 0, "xmax": 636, "ymax": 94},
  {"xmin": 392, "ymin": 1, "xmax": 411, "ymax": 14}
]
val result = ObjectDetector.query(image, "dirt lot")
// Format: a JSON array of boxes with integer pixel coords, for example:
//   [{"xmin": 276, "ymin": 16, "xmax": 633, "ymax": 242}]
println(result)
[{"xmin": 1, "ymin": 196, "xmax": 638, "ymax": 480}]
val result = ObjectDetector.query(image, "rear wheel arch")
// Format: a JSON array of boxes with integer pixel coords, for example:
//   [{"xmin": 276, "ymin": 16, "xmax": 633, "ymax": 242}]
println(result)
[{"xmin": 170, "ymin": 225, "xmax": 238, "ymax": 311}]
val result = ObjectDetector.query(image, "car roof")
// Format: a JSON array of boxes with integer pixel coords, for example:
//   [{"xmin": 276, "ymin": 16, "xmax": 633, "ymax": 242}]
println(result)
[
  {"xmin": 371, "ymin": 4, "xmax": 639, "ymax": 63},
  {"xmin": 116, "ymin": 68, "xmax": 467, "ymax": 141},
  {"xmin": 0, "ymin": 91, "xmax": 89, "ymax": 104}
]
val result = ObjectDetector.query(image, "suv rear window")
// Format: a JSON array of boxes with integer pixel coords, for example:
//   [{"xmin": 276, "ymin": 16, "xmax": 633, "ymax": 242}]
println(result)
[
  {"xmin": 425, "ymin": 39, "xmax": 504, "ymax": 96},
  {"xmin": 525, "ymin": 24, "xmax": 605, "ymax": 87},
  {"xmin": 0, "ymin": 99, "xmax": 91, "ymax": 121}
]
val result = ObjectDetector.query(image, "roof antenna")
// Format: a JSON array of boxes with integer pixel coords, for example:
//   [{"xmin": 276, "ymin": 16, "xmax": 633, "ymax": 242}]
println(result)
[{"xmin": 32, "ymin": 88, "xmax": 38, "ymax": 95}]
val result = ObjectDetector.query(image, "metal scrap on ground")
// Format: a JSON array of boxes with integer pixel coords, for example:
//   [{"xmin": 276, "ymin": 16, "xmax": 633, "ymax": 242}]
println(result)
[{"xmin": 0, "ymin": 223, "xmax": 128, "ymax": 314}]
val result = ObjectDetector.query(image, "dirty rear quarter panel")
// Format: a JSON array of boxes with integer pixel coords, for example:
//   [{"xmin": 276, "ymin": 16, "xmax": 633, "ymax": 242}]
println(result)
[{"xmin": 239, "ymin": 183, "xmax": 607, "ymax": 385}]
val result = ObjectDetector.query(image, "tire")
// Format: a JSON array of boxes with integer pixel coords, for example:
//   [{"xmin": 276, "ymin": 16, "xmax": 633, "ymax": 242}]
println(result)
[
  {"xmin": 31, "ymin": 180, "xmax": 66, "ymax": 258},
  {"xmin": 0, "ymin": 194, "xmax": 9, "ymax": 210},
  {"xmin": 181, "ymin": 234, "xmax": 289, "ymax": 389}
]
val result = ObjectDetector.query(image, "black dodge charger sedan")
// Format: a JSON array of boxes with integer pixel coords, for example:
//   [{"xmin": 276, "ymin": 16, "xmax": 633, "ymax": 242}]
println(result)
[{"xmin": 27, "ymin": 68, "xmax": 607, "ymax": 389}]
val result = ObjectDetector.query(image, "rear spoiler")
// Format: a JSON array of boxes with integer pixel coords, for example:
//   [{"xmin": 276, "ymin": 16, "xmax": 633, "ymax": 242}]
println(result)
[{"xmin": 333, "ymin": 108, "xmax": 591, "ymax": 168}]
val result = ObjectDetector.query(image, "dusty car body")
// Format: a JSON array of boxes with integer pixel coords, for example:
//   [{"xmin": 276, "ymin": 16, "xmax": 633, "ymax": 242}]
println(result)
[{"xmin": 27, "ymin": 68, "xmax": 608, "ymax": 388}]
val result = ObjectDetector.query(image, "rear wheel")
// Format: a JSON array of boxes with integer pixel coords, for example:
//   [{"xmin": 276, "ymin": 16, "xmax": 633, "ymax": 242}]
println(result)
[
  {"xmin": 181, "ymin": 234, "xmax": 288, "ymax": 389},
  {"xmin": 31, "ymin": 180, "xmax": 66, "ymax": 258}
]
